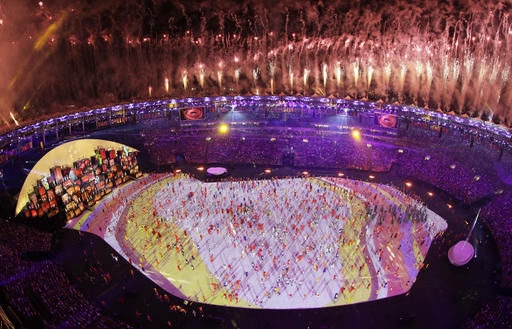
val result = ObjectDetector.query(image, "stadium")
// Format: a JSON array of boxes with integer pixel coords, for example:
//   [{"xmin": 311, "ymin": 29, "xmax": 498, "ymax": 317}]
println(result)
[{"xmin": 0, "ymin": 1, "xmax": 511, "ymax": 329}]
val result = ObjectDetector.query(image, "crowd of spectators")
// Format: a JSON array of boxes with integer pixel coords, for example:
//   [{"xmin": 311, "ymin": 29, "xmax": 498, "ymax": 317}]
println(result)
[
  {"xmin": 207, "ymin": 136, "xmax": 284, "ymax": 165},
  {"xmin": 147, "ymin": 140, "xmax": 178, "ymax": 165},
  {"xmin": 179, "ymin": 136, "xmax": 208, "ymax": 163},
  {"xmin": 0, "ymin": 222, "xmax": 131, "ymax": 329},
  {"xmin": 481, "ymin": 191, "xmax": 512, "ymax": 287},
  {"xmin": 389, "ymin": 142, "xmax": 512, "ymax": 290},
  {"xmin": 464, "ymin": 296, "xmax": 512, "ymax": 329},
  {"xmin": 0, "ymin": 224, "xmax": 52, "ymax": 283},
  {"xmin": 394, "ymin": 149, "xmax": 498, "ymax": 204},
  {"xmin": 149, "ymin": 127, "xmax": 397, "ymax": 171}
]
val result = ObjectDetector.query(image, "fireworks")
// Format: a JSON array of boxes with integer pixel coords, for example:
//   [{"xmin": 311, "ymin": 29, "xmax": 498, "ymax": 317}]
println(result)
[
  {"xmin": 9, "ymin": 112, "xmax": 18, "ymax": 126},
  {"xmin": 2, "ymin": 1, "xmax": 512, "ymax": 123}
]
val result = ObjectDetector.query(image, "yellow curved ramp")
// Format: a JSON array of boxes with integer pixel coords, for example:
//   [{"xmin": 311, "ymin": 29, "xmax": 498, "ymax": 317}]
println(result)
[{"xmin": 15, "ymin": 139, "xmax": 138, "ymax": 215}]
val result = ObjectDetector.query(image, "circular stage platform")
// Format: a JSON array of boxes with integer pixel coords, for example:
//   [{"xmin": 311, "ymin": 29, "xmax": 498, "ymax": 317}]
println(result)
[
  {"xmin": 448, "ymin": 240, "xmax": 475, "ymax": 266},
  {"xmin": 207, "ymin": 167, "xmax": 228, "ymax": 176}
]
